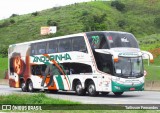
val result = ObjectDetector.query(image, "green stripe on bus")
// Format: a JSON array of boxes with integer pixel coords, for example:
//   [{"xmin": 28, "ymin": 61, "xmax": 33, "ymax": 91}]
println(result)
[
  {"xmin": 56, "ymin": 61, "xmax": 71, "ymax": 87},
  {"xmin": 56, "ymin": 75, "xmax": 64, "ymax": 90}
]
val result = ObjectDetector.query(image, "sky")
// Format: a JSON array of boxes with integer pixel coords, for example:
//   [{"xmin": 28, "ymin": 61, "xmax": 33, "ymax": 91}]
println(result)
[{"xmin": 0, "ymin": 0, "xmax": 91, "ymax": 20}]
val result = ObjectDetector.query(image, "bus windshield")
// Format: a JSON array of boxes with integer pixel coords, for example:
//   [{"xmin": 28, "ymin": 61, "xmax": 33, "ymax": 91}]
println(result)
[
  {"xmin": 114, "ymin": 57, "xmax": 143, "ymax": 78},
  {"xmin": 106, "ymin": 32, "xmax": 139, "ymax": 48},
  {"xmin": 86, "ymin": 32, "xmax": 139, "ymax": 50}
]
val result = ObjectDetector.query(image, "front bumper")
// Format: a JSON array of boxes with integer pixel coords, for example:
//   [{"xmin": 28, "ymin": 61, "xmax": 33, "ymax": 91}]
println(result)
[{"xmin": 112, "ymin": 81, "xmax": 144, "ymax": 92}]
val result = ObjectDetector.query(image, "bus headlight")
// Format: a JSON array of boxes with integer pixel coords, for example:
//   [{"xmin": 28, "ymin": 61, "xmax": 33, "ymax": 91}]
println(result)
[{"xmin": 114, "ymin": 86, "xmax": 121, "ymax": 90}]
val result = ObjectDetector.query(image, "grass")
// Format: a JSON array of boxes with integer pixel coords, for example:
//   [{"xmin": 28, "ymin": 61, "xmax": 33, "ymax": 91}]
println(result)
[
  {"xmin": 0, "ymin": 94, "xmax": 159, "ymax": 112},
  {"xmin": 144, "ymin": 65, "xmax": 160, "ymax": 81},
  {"xmin": 0, "ymin": 94, "xmax": 159, "ymax": 113},
  {"xmin": 0, "ymin": 93, "xmax": 124, "ymax": 111},
  {"xmin": 0, "ymin": 57, "xmax": 8, "ymax": 79},
  {"xmin": 0, "ymin": 93, "xmax": 80, "ymax": 104}
]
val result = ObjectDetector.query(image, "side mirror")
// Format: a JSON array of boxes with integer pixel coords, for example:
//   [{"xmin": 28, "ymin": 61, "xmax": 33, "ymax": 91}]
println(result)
[{"xmin": 141, "ymin": 51, "xmax": 154, "ymax": 63}]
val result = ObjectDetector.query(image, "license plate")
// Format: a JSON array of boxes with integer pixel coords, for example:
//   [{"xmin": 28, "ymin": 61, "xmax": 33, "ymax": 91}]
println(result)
[{"xmin": 130, "ymin": 88, "xmax": 135, "ymax": 91}]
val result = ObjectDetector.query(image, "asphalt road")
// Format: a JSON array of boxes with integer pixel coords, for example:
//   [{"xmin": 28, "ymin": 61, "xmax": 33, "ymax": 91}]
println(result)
[{"xmin": 0, "ymin": 85, "xmax": 160, "ymax": 104}]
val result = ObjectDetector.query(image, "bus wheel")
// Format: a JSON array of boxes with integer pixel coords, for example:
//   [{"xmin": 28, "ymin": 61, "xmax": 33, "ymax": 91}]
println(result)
[
  {"xmin": 75, "ymin": 81, "xmax": 86, "ymax": 96},
  {"xmin": 101, "ymin": 92, "xmax": 109, "ymax": 96},
  {"xmin": 47, "ymin": 90, "xmax": 58, "ymax": 93},
  {"xmin": 21, "ymin": 81, "xmax": 26, "ymax": 92},
  {"xmin": 27, "ymin": 80, "xmax": 35, "ymax": 92},
  {"xmin": 87, "ymin": 81, "xmax": 98, "ymax": 96},
  {"xmin": 114, "ymin": 92, "xmax": 123, "ymax": 96}
]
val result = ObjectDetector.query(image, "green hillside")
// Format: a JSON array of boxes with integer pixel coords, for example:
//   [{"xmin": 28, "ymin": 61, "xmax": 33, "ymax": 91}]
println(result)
[
  {"xmin": 0, "ymin": 0, "xmax": 160, "ymax": 52},
  {"xmin": 0, "ymin": 0, "xmax": 160, "ymax": 57}
]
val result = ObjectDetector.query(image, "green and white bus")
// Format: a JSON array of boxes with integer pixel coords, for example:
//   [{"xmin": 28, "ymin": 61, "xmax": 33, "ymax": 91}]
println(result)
[{"xmin": 8, "ymin": 31, "xmax": 153, "ymax": 96}]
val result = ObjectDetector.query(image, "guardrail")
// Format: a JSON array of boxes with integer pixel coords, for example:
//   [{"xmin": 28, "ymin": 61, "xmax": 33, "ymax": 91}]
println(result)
[
  {"xmin": 0, "ymin": 79, "xmax": 8, "ymax": 85},
  {"xmin": 145, "ymin": 80, "xmax": 160, "ymax": 91}
]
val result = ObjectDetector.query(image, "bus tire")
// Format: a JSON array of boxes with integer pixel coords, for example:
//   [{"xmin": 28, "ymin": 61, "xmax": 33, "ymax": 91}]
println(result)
[
  {"xmin": 27, "ymin": 80, "xmax": 35, "ymax": 92},
  {"xmin": 47, "ymin": 90, "xmax": 58, "ymax": 93},
  {"xmin": 21, "ymin": 80, "xmax": 26, "ymax": 92},
  {"xmin": 101, "ymin": 92, "xmax": 109, "ymax": 96},
  {"xmin": 75, "ymin": 81, "xmax": 86, "ymax": 96},
  {"xmin": 87, "ymin": 81, "xmax": 98, "ymax": 96},
  {"xmin": 113, "ymin": 92, "xmax": 123, "ymax": 96}
]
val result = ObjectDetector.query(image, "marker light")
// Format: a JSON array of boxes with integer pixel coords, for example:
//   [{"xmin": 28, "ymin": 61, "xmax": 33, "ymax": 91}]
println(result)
[
  {"xmin": 150, "ymin": 59, "xmax": 154, "ymax": 63},
  {"xmin": 114, "ymin": 58, "xmax": 118, "ymax": 62}
]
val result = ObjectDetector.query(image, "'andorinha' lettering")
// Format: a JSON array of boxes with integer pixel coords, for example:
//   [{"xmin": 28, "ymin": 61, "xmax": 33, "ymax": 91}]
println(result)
[{"xmin": 33, "ymin": 53, "xmax": 71, "ymax": 62}]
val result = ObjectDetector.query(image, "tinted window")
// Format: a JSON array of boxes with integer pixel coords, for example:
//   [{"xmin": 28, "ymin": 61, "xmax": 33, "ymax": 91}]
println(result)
[
  {"xmin": 37, "ymin": 42, "xmax": 47, "ymax": 54},
  {"xmin": 62, "ymin": 63, "xmax": 92, "ymax": 75},
  {"xmin": 31, "ymin": 44, "xmax": 37, "ymax": 55},
  {"xmin": 86, "ymin": 32, "xmax": 109, "ymax": 49},
  {"xmin": 106, "ymin": 33, "xmax": 139, "ymax": 48},
  {"xmin": 93, "ymin": 51, "xmax": 114, "ymax": 75},
  {"xmin": 47, "ymin": 40, "xmax": 58, "ymax": 53},
  {"xmin": 59, "ymin": 39, "xmax": 71, "ymax": 52},
  {"xmin": 72, "ymin": 36, "xmax": 87, "ymax": 52}
]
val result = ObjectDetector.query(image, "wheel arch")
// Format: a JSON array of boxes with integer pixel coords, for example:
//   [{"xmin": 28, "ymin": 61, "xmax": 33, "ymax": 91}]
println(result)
[
  {"xmin": 26, "ymin": 78, "xmax": 32, "ymax": 87},
  {"xmin": 19, "ymin": 78, "xmax": 25, "ymax": 87},
  {"xmin": 72, "ymin": 79, "xmax": 81, "ymax": 91},
  {"xmin": 84, "ymin": 79, "xmax": 94, "ymax": 89}
]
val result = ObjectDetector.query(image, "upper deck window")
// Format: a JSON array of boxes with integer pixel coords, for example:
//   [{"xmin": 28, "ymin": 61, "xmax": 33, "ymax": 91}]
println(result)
[
  {"xmin": 37, "ymin": 42, "xmax": 47, "ymax": 54},
  {"xmin": 59, "ymin": 39, "xmax": 72, "ymax": 52},
  {"xmin": 47, "ymin": 40, "xmax": 58, "ymax": 53},
  {"xmin": 106, "ymin": 33, "xmax": 139, "ymax": 48},
  {"xmin": 86, "ymin": 32, "xmax": 139, "ymax": 49},
  {"xmin": 86, "ymin": 32, "xmax": 109, "ymax": 49},
  {"xmin": 72, "ymin": 36, "xmax": 87, "ymax": 53}
]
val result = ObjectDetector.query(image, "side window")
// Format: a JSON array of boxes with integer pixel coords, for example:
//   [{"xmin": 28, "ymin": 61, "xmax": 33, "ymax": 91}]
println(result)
[
  {"xmin": 37, "ymin": 42, "xmax": 47, "ymax": 54},
  {"xmin": 72, "ymin": 36, "xmax": 87, "ymax": 53},
  {"xmin": 31, "ymin": 65, "xmax": 47, "ymax": 75},
  {"xmin": 47, "ymin": 40, "xmax": 58, "ymax": 53},
  {"xmin": 62, "ymin": 63, "xmax": 92, "ymax": 75},
  {"xmin": 31, "ymin": 43, "xmax": 37, "ymax": 55},
  {"xmin": 59, "ymin": 39, "xmax": 71, "ymax": 52}
]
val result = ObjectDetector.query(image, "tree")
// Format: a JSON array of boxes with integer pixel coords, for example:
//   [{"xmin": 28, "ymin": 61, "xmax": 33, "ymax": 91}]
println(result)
[
  {"xmin": 111, "ymin": 1, "xmax": 125, "ymax": 11},
  {"xmin": 0, "ymin": 46, "xmax": 8, "ymax": 58},
  {"xmin": 10, "ymin": 19, "xmax": 15, "ymax": 24},
  {"xmin": 154, "ymin": 17, "xmax": 160, "ymax": 28},
  {"xmin": 10, "ymin": 14, "xmax": 19, "ymax": 18},
  {"xmin": 47, "ymin": 19, "xmax": 58, "ymax": 26},
  {"xmin": 31, "ymin": 12, "xmax": 39, "ymax": 16},
  {"xmin": 118, "ymin": 20, "xmax": 126, "ymax": 28}
]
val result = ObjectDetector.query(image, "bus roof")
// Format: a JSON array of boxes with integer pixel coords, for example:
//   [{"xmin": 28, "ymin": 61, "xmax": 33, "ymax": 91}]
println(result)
[
  {"xmin": 86, "ymin": 31, "xmax": 132, "ymax": 35},
  {"xmin": 9, "ymin": 31, "xmax": 132, "ymax": 47},
  {"xmin": 9, "ymin": 32, "xmax": 85, "ymax": 47}
]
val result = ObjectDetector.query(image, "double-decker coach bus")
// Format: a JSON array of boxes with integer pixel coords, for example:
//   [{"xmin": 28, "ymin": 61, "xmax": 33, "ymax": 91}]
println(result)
[{"xmin": 8, "ymin": 31, "xmax": 153, "ymax": 96}]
